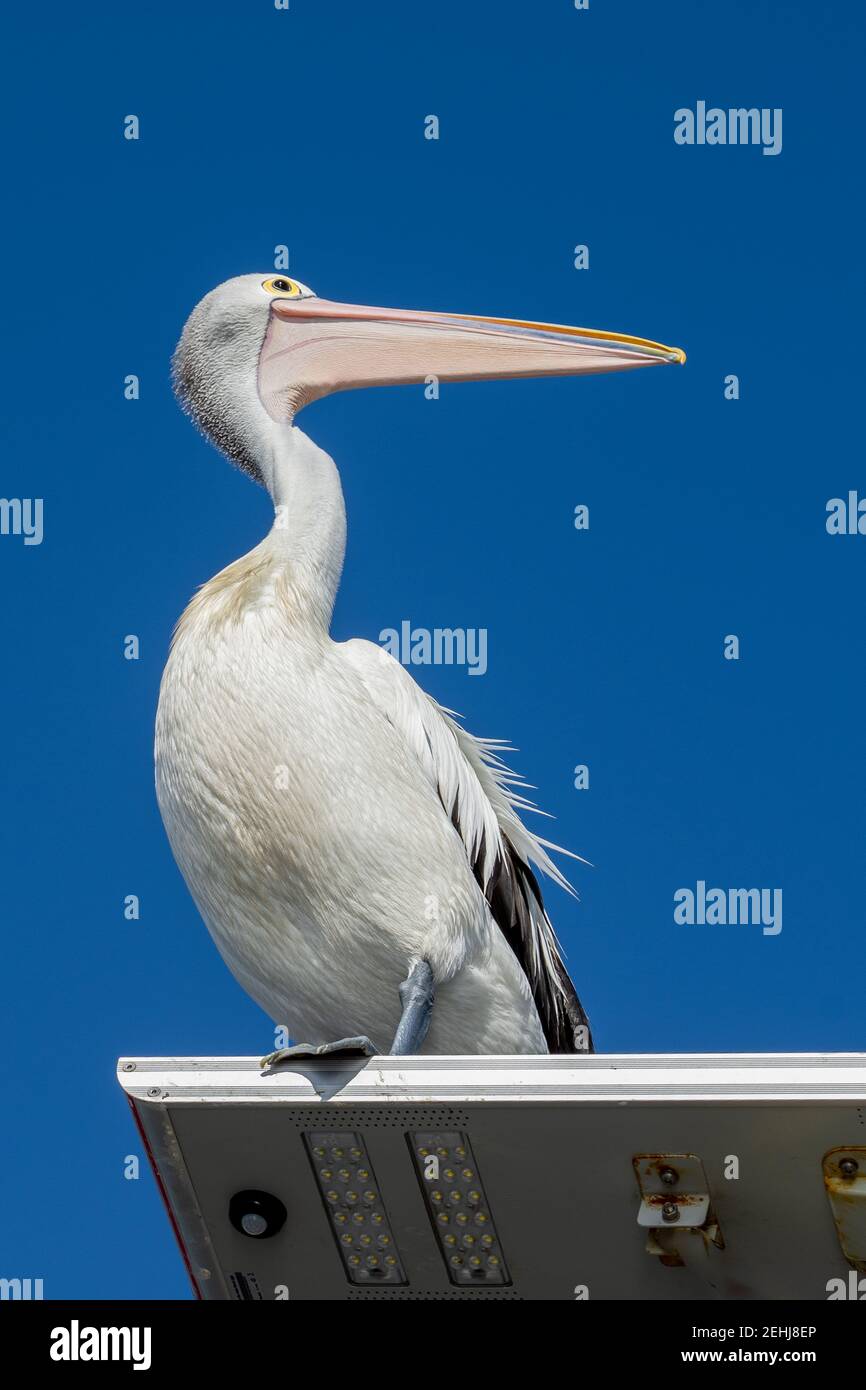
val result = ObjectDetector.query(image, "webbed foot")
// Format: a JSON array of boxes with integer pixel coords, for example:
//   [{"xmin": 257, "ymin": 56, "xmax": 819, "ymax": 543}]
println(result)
[{"xmin": 260, "ymin": 1036, "xmax": 379, "ymax": 1069}]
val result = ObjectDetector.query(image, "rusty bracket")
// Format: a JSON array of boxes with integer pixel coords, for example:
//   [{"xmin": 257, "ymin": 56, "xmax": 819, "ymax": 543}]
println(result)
[
  {"xmin": 823, "ymin": 1147, "xmax": 866, "ymax": 1274},
  {"xmin": 633, "ymin": 1153, "xmax": 725, "ymax": 1269}
]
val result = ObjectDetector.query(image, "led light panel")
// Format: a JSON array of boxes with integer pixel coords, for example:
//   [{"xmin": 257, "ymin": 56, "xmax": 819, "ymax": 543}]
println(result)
[
  {"xmin": 303, "ymin": 1131, "xmax": 407, "ymax": 1286},
  {"xmin": 409, "ymin": 1131, "xmax": 510, "ymax": 1286}
]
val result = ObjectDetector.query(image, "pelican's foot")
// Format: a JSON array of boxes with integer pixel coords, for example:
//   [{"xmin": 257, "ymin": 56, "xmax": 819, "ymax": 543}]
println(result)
[{"xmin": 260, "ymin": 1036, "xmax": 379, "ymax": 1069}]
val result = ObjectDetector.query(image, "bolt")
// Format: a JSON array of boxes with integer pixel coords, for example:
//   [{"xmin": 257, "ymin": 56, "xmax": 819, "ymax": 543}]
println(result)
[
  {"xmin": 147, "ymin": 1087, "xmax": 162, "ymax": 1098},
  {"xmin": 122, "ymin": 1063, "xmax": 136, "ymax": 1073},
  {"xmin": 661, "ymin": 1201, "xmax": 680, "ymax": 1223},
  {"xmin": 659, "ymin": 1166, "xmax": 679, "ymax": 1186},
  {"xmin": 840, "ymin": 1158, "xmax": 859, "ymax": 1178}
]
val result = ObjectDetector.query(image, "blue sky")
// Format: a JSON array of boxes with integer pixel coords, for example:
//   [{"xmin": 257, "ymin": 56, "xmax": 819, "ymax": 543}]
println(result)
[{"xmin": 1, "ymin": 0, "xmax": 863, "ymax": 1298}]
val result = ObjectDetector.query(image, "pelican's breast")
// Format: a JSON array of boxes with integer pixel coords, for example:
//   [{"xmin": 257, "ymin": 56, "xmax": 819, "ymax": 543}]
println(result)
[{"xmin": 154, "ymin": 549, "xmax": 492, "ymax": 1038}]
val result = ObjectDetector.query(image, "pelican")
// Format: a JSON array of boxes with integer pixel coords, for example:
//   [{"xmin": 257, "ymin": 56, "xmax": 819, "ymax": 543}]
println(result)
[{"xmin": 156, "ymin": 273, "xmax": 684, "ymax": 1060}]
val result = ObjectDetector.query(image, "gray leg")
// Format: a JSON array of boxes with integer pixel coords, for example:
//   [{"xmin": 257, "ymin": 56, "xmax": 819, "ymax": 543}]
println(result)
[
  {"xmin": 390, "ymin": 960, "xmax": 435, "ymax": 1054},
  {"xmin": 261, "ymin": 1036, "xmax": 378, "ymax": 1069}
]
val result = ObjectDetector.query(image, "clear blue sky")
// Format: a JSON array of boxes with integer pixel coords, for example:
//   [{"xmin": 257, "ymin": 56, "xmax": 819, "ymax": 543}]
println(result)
[{"xmin": 1, "ymin": 0, "xmax": 863, "ymax": 1299}]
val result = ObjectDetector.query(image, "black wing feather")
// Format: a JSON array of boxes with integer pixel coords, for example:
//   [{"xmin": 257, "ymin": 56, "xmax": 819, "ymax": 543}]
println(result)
[{"xmin": 448, "ymin": 790, "xmax": 594, "ymax": 1054}]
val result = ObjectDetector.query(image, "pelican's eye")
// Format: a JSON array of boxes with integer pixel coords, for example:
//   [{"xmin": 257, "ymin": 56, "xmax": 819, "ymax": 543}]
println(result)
[{"xmin": 262, "ymin": 276, "xmax": 310, "ymax": 298}]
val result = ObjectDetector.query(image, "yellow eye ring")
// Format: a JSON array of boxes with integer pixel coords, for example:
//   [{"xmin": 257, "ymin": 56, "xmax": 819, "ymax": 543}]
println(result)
[{"xmin": 262, "ymin": 276, "xmax": 301, "ymax": 297}]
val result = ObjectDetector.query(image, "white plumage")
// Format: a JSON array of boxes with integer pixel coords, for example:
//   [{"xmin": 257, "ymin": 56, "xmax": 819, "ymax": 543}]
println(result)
[{"xmin": 157, "ymin": 273, "xmax": 683, "ymax": 1055}]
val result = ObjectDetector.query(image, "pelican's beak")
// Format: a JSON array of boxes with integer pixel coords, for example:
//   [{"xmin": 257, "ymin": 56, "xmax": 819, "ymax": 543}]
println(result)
[{"xmin": 257, "ymin": 295, "xmax": 685, "ymax": 419}]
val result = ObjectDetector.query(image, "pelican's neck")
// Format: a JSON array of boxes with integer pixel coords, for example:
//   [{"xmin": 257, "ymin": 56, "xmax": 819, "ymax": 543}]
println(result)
[{"xmin": 260, "ymin": 423, "xmax": 346, "ymax": 631}]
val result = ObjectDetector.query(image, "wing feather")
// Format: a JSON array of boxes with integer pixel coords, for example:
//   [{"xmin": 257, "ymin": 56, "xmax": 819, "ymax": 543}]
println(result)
[{"xmin": 342, "ymin": 640, "xmax": 593, "ymax": 1053}]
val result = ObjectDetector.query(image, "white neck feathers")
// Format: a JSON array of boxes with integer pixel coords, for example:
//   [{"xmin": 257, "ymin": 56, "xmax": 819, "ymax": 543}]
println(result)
[{"xmin": 260, "ymin": 424, "xmax": 347, "ymax": 630}]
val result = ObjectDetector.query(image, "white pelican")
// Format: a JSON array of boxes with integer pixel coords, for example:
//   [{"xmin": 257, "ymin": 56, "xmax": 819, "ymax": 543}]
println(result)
[{"xmin": 156, "ymin": 273, "xmax": 684, "ymax": 1060}]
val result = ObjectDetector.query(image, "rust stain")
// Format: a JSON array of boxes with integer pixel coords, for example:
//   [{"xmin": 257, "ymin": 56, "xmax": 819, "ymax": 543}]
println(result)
[
  {"xmin": 822, "ymin": 1147, "xmax": 866, "ymax": 1271},
  {"xmin": 634, "ymin": 1154, "xmax": 695, "ymax": 1180},
  {"xmin": 644, "ymin": 1192, "xmax": 704, "ymax": 1208}
]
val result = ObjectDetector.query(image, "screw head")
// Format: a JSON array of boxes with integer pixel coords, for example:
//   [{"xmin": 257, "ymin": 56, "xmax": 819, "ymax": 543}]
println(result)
[
  {"xmin": 146, "ymin": 1087, "xmax": 162, "ymax": 1098},
  {"xmin": 659, "ymin": 1166, "xmax": 679, "ymax": 1186},
  {"xmin": 840, "ymin": 1158, "xmax": 859, "ymax": 1178},
  {"xmin": 122, "ymin": 1063, "xmax": 136, "ymax": 1073},
  {"xmin": 661, "ymin": 1201, "xmax": 680, "ymax": 1223}
]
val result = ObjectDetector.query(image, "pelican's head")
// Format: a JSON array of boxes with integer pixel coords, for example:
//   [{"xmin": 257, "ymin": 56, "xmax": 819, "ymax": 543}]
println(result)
[{"xmin": 173, "ymin": 272, "xmax": 685, "ymax": 485}]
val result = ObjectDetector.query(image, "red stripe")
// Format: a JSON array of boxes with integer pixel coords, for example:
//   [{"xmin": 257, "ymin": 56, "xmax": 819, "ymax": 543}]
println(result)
[{"xmin": 128, "ymin": 1095, "xmax": 203, "ymax": 1300}]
